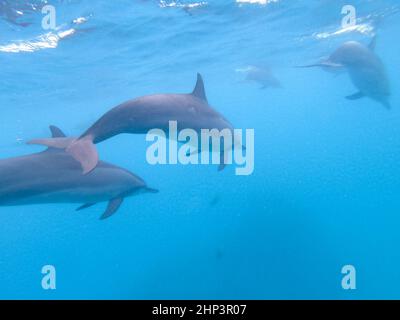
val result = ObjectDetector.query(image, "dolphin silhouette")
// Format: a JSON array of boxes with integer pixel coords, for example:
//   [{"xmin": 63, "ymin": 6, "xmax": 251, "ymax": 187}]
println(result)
[
  {"xmin": 297, "ymin": 37, "xmax": 391, "ymax": 109},
  {"xmin": 29, "ymin": 74, "xmax": 234, "ymax": 174},
  {"xmin": 237, "ymin": 65, "xmax": 282, "ymax": 90},
  {"xmin": 1, "ymin": 126, "xmax": 158, "ymax": 219}
]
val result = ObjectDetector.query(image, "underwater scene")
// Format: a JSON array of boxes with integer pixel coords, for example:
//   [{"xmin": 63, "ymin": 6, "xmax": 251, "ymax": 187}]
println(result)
[{"xmin": 0, "ymin": 0, "xmax": 399, "ymax": 299}]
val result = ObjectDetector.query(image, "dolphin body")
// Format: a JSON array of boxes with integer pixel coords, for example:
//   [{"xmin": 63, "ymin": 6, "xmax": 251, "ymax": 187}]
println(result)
[
  {"xmin": 297, "ymin": 37, "xmax": 391, "ymax": 109},
  {"xmin": 238, "ymin": 65, "xmax": 282, "ymax": 89},
  {"xmin": 1, "ymin": 126, "xmax": 157, "ymax": 219},
  {"xmin": 29, "ymin": 74, "xmax": 234, "ymax": 174}
]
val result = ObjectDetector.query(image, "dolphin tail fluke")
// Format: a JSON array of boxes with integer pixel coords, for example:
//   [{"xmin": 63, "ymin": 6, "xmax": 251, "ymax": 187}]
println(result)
[
  {"xmin": 100, "ymin": 197, "xmax": 124, "ymax": 220},
  {"xmin": 27, "ymin": 137, "xmax": 73, "ymax": 149},
  {"xmin": 66, "ymin": 136, "xmax": 98, "ymax": 175}
]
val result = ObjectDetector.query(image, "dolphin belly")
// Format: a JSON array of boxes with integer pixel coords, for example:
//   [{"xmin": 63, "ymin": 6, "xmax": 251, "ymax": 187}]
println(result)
[
  {"xmin": 348, "ymin": 66, "xmax": 390, "ymax": 102},
  {"xmin": 0, "ymin": 190, "xmax": 111, "ymax": 206},
  {"xmin": 0, "ymin": 176, "xmax": 131, "ymax": 207}
]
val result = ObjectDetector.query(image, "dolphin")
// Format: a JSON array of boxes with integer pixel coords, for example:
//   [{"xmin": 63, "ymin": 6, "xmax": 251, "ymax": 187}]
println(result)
[
  {"xmin": 0, "ymin": 126, "xmax": 158, "ymax": 220},
  {"xmin": 237, "ymin": 65, "xmax": 282, "ymax": 89},
  {"xmin": 297, "ymin": 37, "xmax": 391, "ymax": 109},
  {"xmin": 28, "ymin": 73, "xmax": 235, "ymax": 174}
]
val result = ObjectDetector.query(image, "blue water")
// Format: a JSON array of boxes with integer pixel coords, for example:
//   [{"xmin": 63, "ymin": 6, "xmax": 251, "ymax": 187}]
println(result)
[{"xmin": 0, "ymin": 0, "xmax": 399, "ymax": 299}]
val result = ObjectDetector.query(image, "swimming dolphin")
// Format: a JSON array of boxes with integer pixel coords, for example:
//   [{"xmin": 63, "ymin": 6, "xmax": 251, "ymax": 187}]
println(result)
[
  {"xmin": 297, "ymin": 37, "xmax": 391, "ymax": 109},
  {"xmin": 0, "ymin": 126, "xmax": 158, "ymax": 219},
  {"xmin": 237, "ymin": 65, "xmax": 282, "ymax": 89},
  {"xmin": 28, "ymin": 74, "xmax": 235, "ymax": 174}
]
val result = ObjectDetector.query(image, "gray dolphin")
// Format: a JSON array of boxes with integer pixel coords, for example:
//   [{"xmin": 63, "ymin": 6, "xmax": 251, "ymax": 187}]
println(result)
[
  {"xmin": 1, "ymin": 126, "xmax": 158, "ymax": 219},
  {"xmin": 237, "ymin": 65, "xmax": 282, "ymax": 90},
  {"xmin": 297, "ymin": 37, "xmax": 391, "ymax": 109},
  {"xmin": 29, "ymin": 73, "xmax": 234, "ymax": 174}
]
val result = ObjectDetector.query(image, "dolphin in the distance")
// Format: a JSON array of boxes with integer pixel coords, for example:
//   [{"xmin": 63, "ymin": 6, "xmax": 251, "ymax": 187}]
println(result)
[
  {"xmin": 0, "ymin": 126, "xmax": 158, "ymax": 220},
  {"xmin": 29, "ymin": 74, "xmax": 235, "ymax": 174},
  {"xmin": 237, "ymin": 65, "xmax": 282, "ymax": 90},
  {"xmin": 297, "ymin": 37, "xmax": 391, "ymax": 109}
]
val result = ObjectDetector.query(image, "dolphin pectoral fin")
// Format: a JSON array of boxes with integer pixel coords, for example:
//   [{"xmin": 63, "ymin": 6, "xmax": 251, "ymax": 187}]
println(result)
[
  {"xmin": 27, "ymin": 137, "xmax": 74, "ymax": 149},
  {"xmin": 66, "ymin": 136, "xmax": 98, "ymax": 175},
  {"xmin": 324, "ymin": 62, "xmax": 343, "ymax": 68},
  {"xmin": 346, "ymin": 92, "xmax": 365, "ymax": 100},
  {"xmin": 76, "ymin": 203, "xmax": 96, "ymax": 211},
  {"xmin": 100, "ymin": 197, "xmax": 124, "ymax": 220},
  {"xmin": 145, "ymin": 187, "xmax": 159, "ymax": 193},
  {"xmin": 382, "ymin": 100, "xmax": 391, "ymax": 110},
  {"xmin": 295, "ymin": 63, "xmax": 321, "ymax": 68},
  {"xmin": 295, "ymin": 61, "xmax": 343, "ymax": 69},
  {"xmin": 368, "ymin": 35, "xmax": 377, "ymax": 51},
  {"xmin": 218, "ymin": 151, "xmax": 227, "ymax": 172}
]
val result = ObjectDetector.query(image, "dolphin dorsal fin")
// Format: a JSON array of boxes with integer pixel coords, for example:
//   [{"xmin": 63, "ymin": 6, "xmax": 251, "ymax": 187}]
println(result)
[
  {"xmin": 368, "ymin": 36, "xmax": 377, "ymax": 51},
  {"xmin": 49, "ymin": 125, "xmax": 66, "ymax": 138},
  {"xmin": 192, "ymin": 73, "xmax": 207, "ymax": 102}
]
